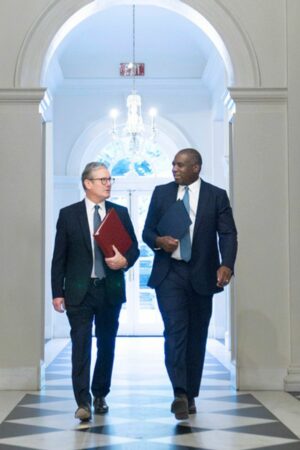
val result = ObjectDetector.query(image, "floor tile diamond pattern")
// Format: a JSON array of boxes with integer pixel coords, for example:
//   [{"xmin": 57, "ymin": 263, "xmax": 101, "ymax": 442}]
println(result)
[{"xmin": 0, "ymin": 339, "xmax": 299, "ymax": 449}]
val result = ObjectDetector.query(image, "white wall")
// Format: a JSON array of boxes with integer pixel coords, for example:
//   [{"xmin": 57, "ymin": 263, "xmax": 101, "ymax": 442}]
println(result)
[
  {"xmin": 284, "ymin": 0, "xmax": 300, "ymax": 391},
  {"xmin": 218, "ymin": 0, "xmax": 287, "ymax": 86},
  {"xmin": 0, "ymin": 89, "xmax": 46, "ymax": 389},
  {"xmin": 1, "ymin": 0, "xmax": 299, "ymax": 390},
  {"xmin": 229, "ymin": 88, "xmax": 289, "ymax": 389},
  {"xmin": 0, "ymin": 1, "xmax": 50, "ymax": 86}
]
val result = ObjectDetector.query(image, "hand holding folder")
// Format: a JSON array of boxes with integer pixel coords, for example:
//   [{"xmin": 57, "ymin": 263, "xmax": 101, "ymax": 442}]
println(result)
[
  {"xmin": 94, "ymin": 208, "xmax": 132, "ymax": 258},
  {"xmin": 157, "ymin": 200, "xmax": 192, "ymax": 239}
]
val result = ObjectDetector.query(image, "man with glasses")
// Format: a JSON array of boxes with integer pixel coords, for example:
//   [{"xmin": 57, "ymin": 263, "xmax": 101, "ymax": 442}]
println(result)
[{"xmin": 51, "ymin": 162, "xmax": 139, "ymax": 421}]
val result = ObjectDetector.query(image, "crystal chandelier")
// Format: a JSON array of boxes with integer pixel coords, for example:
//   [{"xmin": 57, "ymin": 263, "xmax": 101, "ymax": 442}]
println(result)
[{"xmin": 110, "ymin": 5, "xmax": 157, "ymax": 149}]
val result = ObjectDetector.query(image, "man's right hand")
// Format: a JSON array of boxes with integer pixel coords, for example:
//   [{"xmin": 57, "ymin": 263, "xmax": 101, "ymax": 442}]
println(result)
[
  {"xmin": 155, "ymin": 236, "xmax": 179, "ymax": 253},
  {"xmin": 52, "ymin": 297, "xmax": 65, "ymax": 313}
]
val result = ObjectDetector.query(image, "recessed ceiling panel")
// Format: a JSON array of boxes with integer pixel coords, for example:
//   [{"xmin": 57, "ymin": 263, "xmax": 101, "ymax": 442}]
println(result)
[{"xmin": 57, "ymin": 5, "xmax": 215, "ymax": 80}]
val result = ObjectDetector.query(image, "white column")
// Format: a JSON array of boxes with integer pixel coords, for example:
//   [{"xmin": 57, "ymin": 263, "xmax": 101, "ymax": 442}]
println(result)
[
  {"xmin": 44, "ymin": 122, "xmax": 54, "ymax": 340},
  {"xmin": 210, "ymin": 120, "xmax": 228, "ymax": 340},
  {"xmin": 228, "ymin": 88, "xmax": 289, "ymax": 390},
  {"xmin": 284, "ymin": 0, "xmax": 300, "ymax": 391},
  {"xmin": 0, "ymin": 88, "xmax": 46, "ymax": 389}
]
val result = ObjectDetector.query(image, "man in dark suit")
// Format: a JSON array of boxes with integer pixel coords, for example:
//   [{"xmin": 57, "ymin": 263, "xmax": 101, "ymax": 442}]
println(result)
[
  {"xmin": 51, "ymin": 162, "xmax": 139, "ymax": 421},
  {"xmin": 142, "ymin": 148, "xmax": 237, "ymax": 420}
]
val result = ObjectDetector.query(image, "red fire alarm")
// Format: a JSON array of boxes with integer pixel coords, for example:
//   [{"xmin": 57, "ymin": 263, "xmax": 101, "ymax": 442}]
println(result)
[{"xmin": 120, "ymin": 63, "xmax": 145, "ymax": 77}]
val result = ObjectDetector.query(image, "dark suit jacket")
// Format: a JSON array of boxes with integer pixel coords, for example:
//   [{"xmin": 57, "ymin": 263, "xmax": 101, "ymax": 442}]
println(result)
[
  {"xmin": 51, "ymin": 200, "xmax": 139, "ymax": 307},
  {"xmin": 142, "ymin": 179, "xmax": 237, "ymax": 295}
]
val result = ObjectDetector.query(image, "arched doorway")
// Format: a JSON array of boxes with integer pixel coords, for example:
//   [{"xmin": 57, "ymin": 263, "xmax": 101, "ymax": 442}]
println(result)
[
  {"xmin": 65, "ymin": 118, "xmax": 191, "ymax": 335},
  {"xmin": 14, "ymin": 0, "xmax": 261, "ymax": 388},
  {"xmin": 43, "ymin": 6, "xmax": 234, "ymax": 344}
]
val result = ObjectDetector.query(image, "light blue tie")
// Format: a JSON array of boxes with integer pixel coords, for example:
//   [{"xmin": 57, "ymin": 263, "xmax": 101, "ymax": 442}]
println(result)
[
  {"xmin": 94, "ymin": 205, "xmax": 105, "ymax": 279},
  {"xmin": 180, "ymin": 187, "xmax": 192, "ymax": 262}
]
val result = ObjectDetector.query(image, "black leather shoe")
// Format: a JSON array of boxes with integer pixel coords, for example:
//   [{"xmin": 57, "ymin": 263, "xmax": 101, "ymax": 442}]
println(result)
[
  {"xmin": 93, "ymin": 397, "xmax": 109, "ymax": 414},
  {"xmin": 171, "ymin": 394, "xmax": 188, "ymax": 420},
  {"xmin": 75, "ymin": 404, "xmax": 91, "ymax": 421},
  {"xmin": 188, "ymin": 398, "xmax": 197, "ymax": 414}
]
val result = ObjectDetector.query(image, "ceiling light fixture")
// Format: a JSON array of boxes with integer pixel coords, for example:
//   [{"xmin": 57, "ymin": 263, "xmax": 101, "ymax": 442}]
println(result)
[{"xmin": 110, "ymin": 4, "xmax": 157, "ymax": 149}]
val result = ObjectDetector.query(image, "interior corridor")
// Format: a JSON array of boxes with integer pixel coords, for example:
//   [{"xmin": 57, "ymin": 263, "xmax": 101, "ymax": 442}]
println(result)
[{"xmin": 1, "ymin": 338, "xmax": 300, "ymax": 449}]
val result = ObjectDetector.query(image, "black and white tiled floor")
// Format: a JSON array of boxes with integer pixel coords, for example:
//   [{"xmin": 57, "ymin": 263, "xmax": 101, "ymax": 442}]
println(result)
[{"xmin": 1, "ymin": 338, "xmax": 300, "ymax": 449}]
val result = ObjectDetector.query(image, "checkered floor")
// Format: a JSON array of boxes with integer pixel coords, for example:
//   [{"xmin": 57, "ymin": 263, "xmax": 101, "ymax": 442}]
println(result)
[{"xmin": 1, "ymin": 338, "xmax": 300, "ymax": 449}]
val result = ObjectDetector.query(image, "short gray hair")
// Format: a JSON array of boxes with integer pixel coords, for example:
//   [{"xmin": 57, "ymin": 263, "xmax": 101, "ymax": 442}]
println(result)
[{"xmin": 81, "ymin": 162, "xmax": 108, "ymax": 190}]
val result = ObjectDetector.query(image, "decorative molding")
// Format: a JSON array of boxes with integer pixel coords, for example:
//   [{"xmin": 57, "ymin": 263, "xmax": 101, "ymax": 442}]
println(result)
[
  {"xmin": 14, "ymin": 0, "xmax": 93, "ymax": 87},
  {"xmin": 184, "ymin": 0, "xmax": 260, "ymax": 86},
  {"xmin": 0, "ymin": 88, "xmax": 46, "ymax": 103},
  {"xmin": 213, "ymin": 0, "xmax": 261, "ymax": 86},
  {"xmin": 228, "ymin": 87, "xmax": 288, "ymax": 103},
  {"xmin": 40, "ymin": 89, "xmax": 53, "ymax": 121},
  {"xmin": 223, "ymin": 89, "xmax": 235, "ymax": 114},
  {"xmin": 284, "ymin": 366, "xmax": 300, "ymax": 391},
  {"xmin": 14, "ymin": 0, "xmax": 259, "ymax": 88}
]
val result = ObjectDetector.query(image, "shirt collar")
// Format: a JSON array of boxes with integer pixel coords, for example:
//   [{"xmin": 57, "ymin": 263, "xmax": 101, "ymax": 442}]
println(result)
[
  {"xmin": 85, "ymin": 197, "xmax": 105, "ymax": 211},
  {"xmin": 178, "ymin": 177, "xmax": 201, "ymax": 194}
]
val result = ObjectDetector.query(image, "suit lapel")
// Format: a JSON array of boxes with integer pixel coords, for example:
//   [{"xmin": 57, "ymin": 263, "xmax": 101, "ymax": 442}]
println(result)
[
  {"xmin": 78, "ymin": 200, "xmax": 92, "ymax": 253},
  {"xmin": 165, "ymin": 182, "xmax": 178, "ymax": 209},
  {"xmin": 193, "ymin": 180, "xmax": 210, "ymax": 237},
  {"xmin": 105, "ymin": 201, "xmax": 113, "ymax": 213}
]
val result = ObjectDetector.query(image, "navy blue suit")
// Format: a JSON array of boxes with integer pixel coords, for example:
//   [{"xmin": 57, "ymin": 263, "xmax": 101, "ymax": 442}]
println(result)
[
  {"xmin": 51, "ymin": 199, "xmax": 139, "ymax": 406},
  {"xmin": 142, "ymin": 179, "xmax": 237, "ymax": 398}
]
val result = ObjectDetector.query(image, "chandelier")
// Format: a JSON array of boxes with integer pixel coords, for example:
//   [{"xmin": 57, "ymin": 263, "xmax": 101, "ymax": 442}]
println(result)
[{"xmin": 110, "ymin": 4, "xmax": 157, "ymax": 149}]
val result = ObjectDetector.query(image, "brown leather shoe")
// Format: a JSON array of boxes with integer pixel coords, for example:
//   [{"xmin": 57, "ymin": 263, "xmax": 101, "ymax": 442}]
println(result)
[
  {"xmin": 188, "ymin": 398, "xmax": 197, "ymax": 414},
  {"xmin": 171, "ymin": 395, "xmax": 188, "ymax": 420},
  {"xmin": 75, "ymin": 404, "xmax": 91, "ymax": 421},
  {"xmin": 93, "ymin": 397, "xmax": 109, "ymax": 414}
]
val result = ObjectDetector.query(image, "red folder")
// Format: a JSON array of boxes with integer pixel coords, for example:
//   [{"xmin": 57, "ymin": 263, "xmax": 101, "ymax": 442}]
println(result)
[{"xmin": 94, "ymin": 208, "xmax": 132, "ymax": 258}]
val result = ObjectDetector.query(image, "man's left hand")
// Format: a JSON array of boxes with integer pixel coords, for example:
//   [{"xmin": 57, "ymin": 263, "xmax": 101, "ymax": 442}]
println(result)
[
  {"xmin": 105, "ymin": 245, "xmax": 128, "ymax": 270},
  {"xmin": 217, "ymin": 266, "xmax": 232, "ymax": 288}
]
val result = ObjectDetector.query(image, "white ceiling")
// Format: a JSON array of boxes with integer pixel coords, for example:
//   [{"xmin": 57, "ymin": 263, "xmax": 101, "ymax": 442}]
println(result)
[{"xmin": 51, "ymin": 5, "xmax": 219, "ymax": 82}]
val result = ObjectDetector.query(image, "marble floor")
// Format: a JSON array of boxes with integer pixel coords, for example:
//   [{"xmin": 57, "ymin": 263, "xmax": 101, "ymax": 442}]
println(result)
[{"xmin": 1, "ymin": 338, "xmax": 300, "ymax": 449}]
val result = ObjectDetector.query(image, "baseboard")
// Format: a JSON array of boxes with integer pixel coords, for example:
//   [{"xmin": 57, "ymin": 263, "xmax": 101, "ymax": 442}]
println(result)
[
  {"xmin": 237, "ymin": 368, "xmax": 287, "ymax": 390},
  {"xmin": 284, "ymin": 365, "xmax": 300, "ymax": 391},
  {"xmin": 0, "ymin": 363, "xmax": 45, "ymax": 390}
]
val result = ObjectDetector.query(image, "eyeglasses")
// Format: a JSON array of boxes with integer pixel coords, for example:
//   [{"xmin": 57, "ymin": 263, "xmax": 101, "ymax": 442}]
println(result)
[{"xmin": 88, "ymin": 177, "xmax": 115, "ymax": 185}]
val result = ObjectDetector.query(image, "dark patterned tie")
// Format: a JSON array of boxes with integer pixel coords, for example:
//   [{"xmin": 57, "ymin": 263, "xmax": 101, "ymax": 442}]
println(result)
[
  {"xmin": 94, "ymin": 205, "xmax": 105, "ymax": 279},
  {"xmin": 180, "ymin": 186, "xmax": 192, "ymax": 262}
]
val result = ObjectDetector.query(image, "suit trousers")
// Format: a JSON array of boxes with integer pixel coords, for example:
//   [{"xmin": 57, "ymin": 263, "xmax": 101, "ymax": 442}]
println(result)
[
  {"xmin": 66, "ymin": 280, "xmax": 121, "ymax": 407},
  {"xmin": 156, "ymin": 259, "xmax": 212, "ymax": 399}
]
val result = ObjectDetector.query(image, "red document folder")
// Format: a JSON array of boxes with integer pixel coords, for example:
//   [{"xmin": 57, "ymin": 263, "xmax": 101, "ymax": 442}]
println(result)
[{"xmin": 94, "ymin": 208, "xmax": 132, "ymax": 258}]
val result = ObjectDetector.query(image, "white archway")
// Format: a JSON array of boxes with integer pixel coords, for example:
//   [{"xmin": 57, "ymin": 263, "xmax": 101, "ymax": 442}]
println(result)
[
  {"xmin": 13, "ymin": 0, "xmax": 263, "ymax": 381},
  {"xmin": 32, "ymin": 0, "xmax": 244, "ymax": 346},
  {"xmin": 14, "ymin": 0, "xmax": 260, "ymax": 89}
]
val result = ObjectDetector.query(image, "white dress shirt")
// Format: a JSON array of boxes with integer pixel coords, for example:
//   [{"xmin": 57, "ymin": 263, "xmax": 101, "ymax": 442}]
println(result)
[
  {"xmin": 85, "ymin": 197, "xmax": 106, "ymax": 277},
  {"xmin": 172, "ymin": 178, "xmax": 201, "ymax": 260}
]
